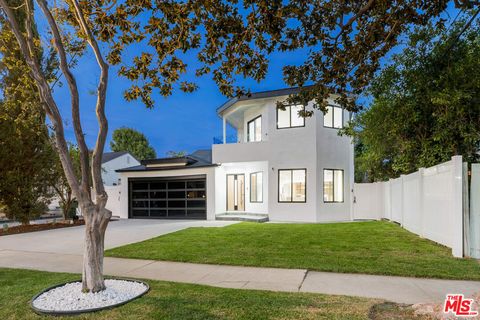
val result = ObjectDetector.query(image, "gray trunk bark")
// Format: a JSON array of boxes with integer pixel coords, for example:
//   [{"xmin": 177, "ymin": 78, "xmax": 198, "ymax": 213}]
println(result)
[{"xmin": 81, "ymin": 206, "xmax": 110, "ymax": 292}]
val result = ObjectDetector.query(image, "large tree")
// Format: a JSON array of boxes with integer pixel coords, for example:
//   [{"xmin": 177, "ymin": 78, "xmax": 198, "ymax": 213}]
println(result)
[
  {"xmin": 344, "ymin": 17, "xmax": 480, "ymax": 182},
  {"xmin": 0, "ymin": 0, "xmax": 476, "ymax": 292},
  {"xmin": 0, "ymin": 0, "xmax": 56, "ymax": 225},
  {"xmin": 110, "ymin": 127, "xmax": 156, "ymax": 160},
  {"xmin": 49, "ymin": 144, "xmax": 82, "ymax": 220}
]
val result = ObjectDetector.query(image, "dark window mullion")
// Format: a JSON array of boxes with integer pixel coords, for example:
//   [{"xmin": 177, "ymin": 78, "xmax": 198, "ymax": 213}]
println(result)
[
  {"xmin": 166, "ymin": 181, "xmax": 169, "ymax": 217},
  {"xmin": 332, "ymin": 170, "xmax": 336, "ymax": 201},
  {"xmin": 289, "ymin": 170, "xmax": 293, "ymax": 202},
  {"xmin": 148, "ymin": 182, "xmax": 151, "ymax": 217},
  {"xmin": 288, "ymin": 106, "xmax": 292, "ymax": 127}
]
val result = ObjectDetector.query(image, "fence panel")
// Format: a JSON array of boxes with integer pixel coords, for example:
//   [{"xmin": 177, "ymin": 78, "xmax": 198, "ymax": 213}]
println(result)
[
  {"xmin": 402, "ymin": 171, "xmax": 422, "ymax": 235},
  {"xmin": 352, "ymin": 182, "xmax": 383, "ymax": 220},
  {"xmin": 470, "ymin": 164, "xmax": 480, "ymax": 258},
  {"xmin": 354, "ymin": 156, "xmax": 464, "ymax": 257}
]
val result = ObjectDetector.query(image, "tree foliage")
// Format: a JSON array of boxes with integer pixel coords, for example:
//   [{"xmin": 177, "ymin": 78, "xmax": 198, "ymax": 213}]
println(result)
[
  {"xmin": 0, "ymin": 0, "xmax": 56, "ymax": 224},
  {"xmin": 166, "ymin": 150, "xmax": 187, "ymax": 158},
  {"xmin": 110, "ymin": 127, "xmax": 156, "ymax": 160},
  {"xmin": 51, "ymin": 0, "xmax": 470, "ymax": 112},
  {"xmin": 343, "ymin": 17, "xmax": 480, "ymax": 182}
]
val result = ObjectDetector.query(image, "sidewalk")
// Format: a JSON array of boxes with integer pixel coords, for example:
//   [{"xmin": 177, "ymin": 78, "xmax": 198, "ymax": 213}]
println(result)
[{"xmin": 1, "ymin": 249, "xmax": 479, "ymax": 304}]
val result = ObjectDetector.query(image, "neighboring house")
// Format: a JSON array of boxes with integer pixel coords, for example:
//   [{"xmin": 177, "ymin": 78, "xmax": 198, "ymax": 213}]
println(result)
[
  {"xmin": 102, "ymin": 151, "xmax": 140, "ymax": 186},
  {"xmin": 115, "ymin": 87, "xmax": 354, "ymax": 222}
]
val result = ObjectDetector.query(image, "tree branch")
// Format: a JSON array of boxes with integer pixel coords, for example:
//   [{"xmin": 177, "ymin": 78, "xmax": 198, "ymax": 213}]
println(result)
[
  {"xmin": 0, "ymin": 0, "xmax": 83, "ymax": 202},
  {"xmin": 36, "ymin": 0, "xmax": 91, "ymax": 197},
  {"xmin": 335, "ymin": 0, "xmax": 376, "ymax": 41},
  {"xmin": 69, "ymin": 0, "xmax": 109, "ymax": 210}
]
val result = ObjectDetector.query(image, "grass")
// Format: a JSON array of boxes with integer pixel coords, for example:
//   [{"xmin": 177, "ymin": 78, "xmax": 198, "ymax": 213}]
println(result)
[
  {"xmin": 106, "ymin": 221, "xmax": 480, "ymax": 280},
  {"xmin": 0, "ymin": 268, "xmax": 427, "ymax": 320}
]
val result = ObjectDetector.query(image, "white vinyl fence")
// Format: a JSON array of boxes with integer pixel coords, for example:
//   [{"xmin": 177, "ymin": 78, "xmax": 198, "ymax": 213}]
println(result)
[
  {"xmin": 469, "ymin": 164, "xmax": 480, "ymax": 258},
  {"xmin": 353, "ymin": 156, "xmax": 464, "ymax": 258}
]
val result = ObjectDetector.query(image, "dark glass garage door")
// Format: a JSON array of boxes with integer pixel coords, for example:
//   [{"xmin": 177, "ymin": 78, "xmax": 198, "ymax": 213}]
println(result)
[{"xmin": 129, "ymin": 176, "xmax": 206, "ymax": 219}]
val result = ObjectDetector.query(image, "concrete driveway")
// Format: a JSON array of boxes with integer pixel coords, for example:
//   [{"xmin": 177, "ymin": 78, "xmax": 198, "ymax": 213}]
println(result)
[{"xmin": 0, "ymin": 219, "xmax": 237, "ymax": 254}]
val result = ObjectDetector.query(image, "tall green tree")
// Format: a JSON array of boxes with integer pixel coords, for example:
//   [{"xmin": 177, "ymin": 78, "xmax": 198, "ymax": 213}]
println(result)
[
  {"xmin": 0, "ymin": 0, "xmax": 56, "ymax": 225},
  {"xmin": 48, "ymin": 144, "xmax": 82, "ymax": 220},
  {"xmin": 0, "ymin": 0, "xmax": 476, "ymax": 292},
  {"xmin": 344, "ymin": 17, "xmax": 480, "ymax": 182},
  {"xmin": 110, "ymin": 127, "xmax": 156, "ymax": 160}
]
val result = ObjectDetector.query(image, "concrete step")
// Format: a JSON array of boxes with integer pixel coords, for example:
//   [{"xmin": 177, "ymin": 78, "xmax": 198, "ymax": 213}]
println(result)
[
  {"xmin": 215, "ymin": 214, "xmax": 269, "ymax": 223},
  {"xmin": 221, "ymin": 212, "xmax": 268, "ymax": 217}
]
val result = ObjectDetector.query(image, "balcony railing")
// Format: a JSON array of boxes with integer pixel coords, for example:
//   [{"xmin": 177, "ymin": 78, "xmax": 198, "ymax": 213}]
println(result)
[{"xmin": 213, "ymin": 135, "xmax": 238, "ymax": 144}]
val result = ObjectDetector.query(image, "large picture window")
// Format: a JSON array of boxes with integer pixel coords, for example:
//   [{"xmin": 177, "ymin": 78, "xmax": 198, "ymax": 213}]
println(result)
[
  {"xmin": 250, "ymin": 172, "xmax": 263, "ymax": 202},
  {"xmin": 247, "ymin": 116, "xmax": 262, "ymax": 142},
  {"xmin": 277, "ymin": 105, "xmax": 305, "ymax": 129},
  {"xmin": 278, "ymin": 169, "xmax": 306, "ymax": 202},
  {"xmin": 323, "ymin": 105, "xmax": 343, "ymax": 129},
  {"xmin": 323, "ymin": 169, "xmax": 344, "ymax": 202}
]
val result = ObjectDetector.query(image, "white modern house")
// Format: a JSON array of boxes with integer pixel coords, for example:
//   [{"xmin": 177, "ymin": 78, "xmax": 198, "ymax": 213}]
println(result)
[
  {"xmin": 113, "ymin": 87, "xmax": 354, "ymax": 222},
  {"xmin": 102, "ymin": 151, "xmax": 140, "ymax": 186}
]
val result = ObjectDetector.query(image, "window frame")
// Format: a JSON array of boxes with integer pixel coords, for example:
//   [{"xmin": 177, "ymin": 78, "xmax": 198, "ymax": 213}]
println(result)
[
  {"xmin": 276, "ymin": 105, "xmax": 305, "ymax": 129},
  {"xmin": 323, "ymin": 168, "xmax": 344, "ymax": 203},
  {"xmin": 323, "ymin": 105, "xmax": 344, "ymax": 129},
  {"xmin": 249, "ymin": 171, "xmax": 263, "ymax": 203},
  {"xmin": 247, "ymin": 115, "xmax": 262, "ymax": 142},
  {"xmin": 277, "ymin": 168, "xmax": 307, "ymax": 203}
]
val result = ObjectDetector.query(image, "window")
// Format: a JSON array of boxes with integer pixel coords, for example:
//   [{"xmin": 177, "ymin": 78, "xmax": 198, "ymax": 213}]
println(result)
[
  {"xmin": 278, "ymin": 169, "xmax": 306, "ymax": 202},
  {"xmin": 250, "ymin": 172, "xmax": 263, "ymax": 202},
  {"xmin": 323, "ymin": 169, "xmax": 344, "ymax": 202},
  {"xmin": 323, "ymin": 105, "xmax": 343, "ymax": 129},
  {"xmin": 277, "ymin": 105, "xmax": 305, "ymax": 129},
  {"xmin": 247, "ymin": 116, "xmax": 262, "ymax": 142}
]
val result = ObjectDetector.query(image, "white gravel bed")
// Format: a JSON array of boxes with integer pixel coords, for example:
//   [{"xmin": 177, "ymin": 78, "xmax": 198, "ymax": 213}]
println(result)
[{"xmin": 32, "ymin": 279, "xmax": 148, "ymax": 312}]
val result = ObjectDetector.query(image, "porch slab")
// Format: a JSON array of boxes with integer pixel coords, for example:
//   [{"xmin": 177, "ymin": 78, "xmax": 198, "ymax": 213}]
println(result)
[{"xmin": 216, "ymin": 214, "xmax": 269, "ymax": 223}]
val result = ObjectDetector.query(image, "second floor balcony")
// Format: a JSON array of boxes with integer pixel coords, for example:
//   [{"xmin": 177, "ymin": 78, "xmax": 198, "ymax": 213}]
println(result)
[{"xmin": 212, "ymin": 139, "xmax": 269, "ymax": 163}]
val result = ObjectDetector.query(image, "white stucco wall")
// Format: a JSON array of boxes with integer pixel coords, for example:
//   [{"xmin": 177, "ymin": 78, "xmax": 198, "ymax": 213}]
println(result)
[
  {"xmin": 102, "ymin": 154, "xmax": 140, "ymax": 186},
  {"xmin": 266, "ymin": 100, "xmax": 318, "ymax": 222},
  {"xmin": 104, "ymin": 185, "xmax": 122, "ymax": 217},
  {"xmin": 213, "ymin": 96, "xmax": 354, "ymax": 223},
  {"xmin": 214, "ymin": 161, "xmax": 269, "ymax": 214},
  {"xmin": 315, "ymin": 107, "xmax": 354, "ymax": 222},
  {"xmin": 117, "ymin": 167, "xmax": 216, "ymax": 220}
]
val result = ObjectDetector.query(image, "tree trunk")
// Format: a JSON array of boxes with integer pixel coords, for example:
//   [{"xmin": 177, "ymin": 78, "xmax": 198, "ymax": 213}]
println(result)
[
  {"xmin": 61, "ymin": 203, "xmax": 70, "ymax": 221},
  {"xmin": 81, "ymin": 205, "xmax": 110, "ymax": 292}
]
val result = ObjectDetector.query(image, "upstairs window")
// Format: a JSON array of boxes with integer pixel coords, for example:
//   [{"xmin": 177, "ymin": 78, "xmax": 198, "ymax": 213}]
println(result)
[
  {"xmin": 247, "ymin": 116, "xmax": 262, "ymax": 142},
  {"xmin": 323, "ymin": 169, "xmax": 344, "ymax": 203},
  {"xmin": 324, "ymin": 105, "xmax": 343, "ymax": 129},
  {"xmin": 277, "ymin": 105, "xmax": 305, "ymax": 129}
]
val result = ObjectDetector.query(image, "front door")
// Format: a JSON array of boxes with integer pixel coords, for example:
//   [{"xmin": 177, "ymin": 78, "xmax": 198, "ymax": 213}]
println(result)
[{"xmin": 226, "ymin": 174, "xmax": 245, "ymax": 211}]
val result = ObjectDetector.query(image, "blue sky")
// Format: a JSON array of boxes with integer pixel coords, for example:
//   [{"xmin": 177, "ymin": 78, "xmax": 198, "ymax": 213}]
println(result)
[{"xmin": 50, "ymin": 3, "xmax": 460, "ymax": 158}]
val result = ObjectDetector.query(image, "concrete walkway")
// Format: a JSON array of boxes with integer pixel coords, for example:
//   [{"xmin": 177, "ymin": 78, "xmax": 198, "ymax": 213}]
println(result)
[{"xmin": 0, "ymin": 249, "xmax": 479, "ymax": 304}]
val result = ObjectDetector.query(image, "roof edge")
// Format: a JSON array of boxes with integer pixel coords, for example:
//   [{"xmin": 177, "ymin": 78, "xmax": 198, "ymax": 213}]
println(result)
[{"xmin": 216, "ymin": 86, "xmax": 314, "ymax": 116}]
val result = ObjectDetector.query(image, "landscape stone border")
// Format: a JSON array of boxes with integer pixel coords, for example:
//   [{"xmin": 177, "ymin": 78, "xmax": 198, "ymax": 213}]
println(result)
[{"xmin": 30, "ymin": 278, "xmax": 150, "ymax": 316}]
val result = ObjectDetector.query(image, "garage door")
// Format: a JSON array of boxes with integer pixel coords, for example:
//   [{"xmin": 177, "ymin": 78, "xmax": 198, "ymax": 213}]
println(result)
[{"xmin": 129, "ymin": 176, "xmax": 206, "ymax": 219}]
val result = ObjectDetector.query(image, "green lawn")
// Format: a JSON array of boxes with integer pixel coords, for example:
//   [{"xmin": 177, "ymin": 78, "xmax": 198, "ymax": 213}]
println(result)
[
  {"xmin": 0, "ymin": 268, "xmax": 425, "ymax": 320},
  {"xmin": 106, "ymin": 221, "xmax": 480, "ymax": 280}
]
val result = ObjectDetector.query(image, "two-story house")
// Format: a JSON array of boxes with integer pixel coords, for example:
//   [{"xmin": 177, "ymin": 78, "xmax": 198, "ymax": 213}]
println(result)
[{"xmin": 115, "ymin": 87, "xmax": 354, "ymax": 222}]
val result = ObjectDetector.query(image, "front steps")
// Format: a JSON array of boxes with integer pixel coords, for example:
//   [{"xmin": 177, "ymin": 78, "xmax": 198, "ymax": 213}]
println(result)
[{"xmin": 216, "ymin": 212, "xmax": 269, "ymax": 223}]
